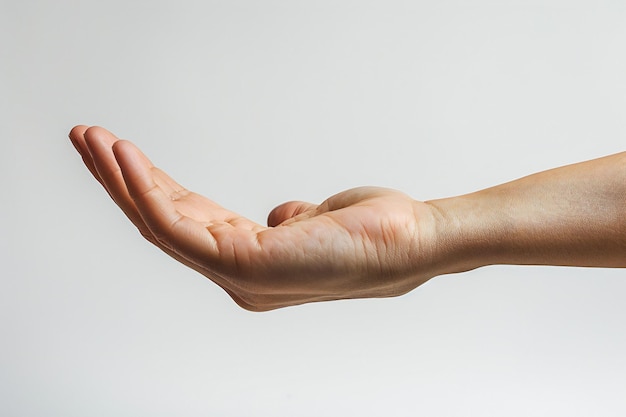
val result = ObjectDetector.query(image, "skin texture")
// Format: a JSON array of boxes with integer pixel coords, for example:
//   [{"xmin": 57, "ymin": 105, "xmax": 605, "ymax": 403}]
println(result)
[
  {"xmin": 69, "ymin": 126, "xmax": 626, "ymax": 311},
  {"xmin": 429, "ymin": 151, "xmax": 626, "ymax": 272},
  {"xmin": 69, "ymin": 126, "xmax": 443, "ymax": 311}
]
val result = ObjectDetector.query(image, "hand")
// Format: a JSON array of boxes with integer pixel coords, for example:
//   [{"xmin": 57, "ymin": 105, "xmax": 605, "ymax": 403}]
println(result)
[{"xmin": 69, "ymin": 126, "xmax": 444, "ymax": 311}]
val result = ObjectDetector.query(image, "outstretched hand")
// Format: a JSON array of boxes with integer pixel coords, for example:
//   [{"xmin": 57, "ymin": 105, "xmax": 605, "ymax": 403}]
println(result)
[
  {"xmin": 69, "ymin": 126, "xmax": 445, "ymax": 310},
  {"xmin": 70, "ymin": 126, "xmax": 626, "ymax": 309}
]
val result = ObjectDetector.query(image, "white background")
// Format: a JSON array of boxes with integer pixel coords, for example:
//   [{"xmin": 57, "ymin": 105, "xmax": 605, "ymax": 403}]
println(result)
[{"xmin": 2, "ymin": 1, "xmax": 626, "ymax": 415}]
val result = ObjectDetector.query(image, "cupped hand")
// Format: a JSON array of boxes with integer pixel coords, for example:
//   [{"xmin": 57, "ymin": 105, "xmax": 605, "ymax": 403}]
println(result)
[{"xmin": 69, "ymin": 126, "xmax": 444, "ymax": 311}]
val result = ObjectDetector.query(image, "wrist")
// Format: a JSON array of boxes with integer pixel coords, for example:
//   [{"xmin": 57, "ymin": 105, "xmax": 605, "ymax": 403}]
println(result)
[
  {"xmin": 421, "ymin": 151, "xmax": 626, "ymax": 274},
  {"xmin": 423, "ymin": 193, "xmax": 500, "ymax": 276}
]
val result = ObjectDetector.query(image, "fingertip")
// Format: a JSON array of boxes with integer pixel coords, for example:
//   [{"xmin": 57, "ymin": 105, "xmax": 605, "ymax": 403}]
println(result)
[
  {"xmin": 83, "ymin": 126, "xmax": 119, "ymax": 152},
  {"xmin": 267, "ymin": 205, "xmax": 284, "ymax": 227},
  {"xmin": 68, "ymin": 125, "xmax": 88, "ymax": 151},
  {"xmin": 112, "ymin": 139, "xmax": 141, "ymax": 158},
  {"xmin": 111, "ymin": 140, "xmax": 138, "ymax": 167},
  {"xmin": 112, "ymin": 140, "xmax": 155, "ymax": 185},
  {"xmin": 69, "ymin": 125, "xmax": 88, "ymax": 140},
  {"xmin": 267, "ymin": 201, "xmax": 317, "ymax": 226},
  {"xmin": 111, "ymin": 138, "xmax": 128, "ymax": 151}
]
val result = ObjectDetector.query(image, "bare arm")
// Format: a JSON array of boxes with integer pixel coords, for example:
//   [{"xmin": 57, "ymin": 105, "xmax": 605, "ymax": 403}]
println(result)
[
  {"xmin": 428, "ymin": 152, "xmax": 626, "ymax": 274},
  {"xmin": 69, "ymin": 125, "xmax": 626, "ymax": 311}
]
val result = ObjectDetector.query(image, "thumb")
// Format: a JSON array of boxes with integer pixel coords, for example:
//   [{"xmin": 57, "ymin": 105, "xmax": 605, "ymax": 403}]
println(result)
[{"xmin": 267, "ymin": 201, "xmax": 318, "ymax": 227}]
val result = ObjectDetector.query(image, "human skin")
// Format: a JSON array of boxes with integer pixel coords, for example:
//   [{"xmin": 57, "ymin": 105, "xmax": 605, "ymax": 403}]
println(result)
[{"xmin": 69, "ymin": 126, "xmax": 626, "ymax": 311}]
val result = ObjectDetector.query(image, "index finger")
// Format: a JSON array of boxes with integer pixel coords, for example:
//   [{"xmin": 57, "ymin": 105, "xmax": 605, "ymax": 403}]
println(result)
[{"xmin": 112, "ymin": 140, "xmax": 221, "ymax": 260}]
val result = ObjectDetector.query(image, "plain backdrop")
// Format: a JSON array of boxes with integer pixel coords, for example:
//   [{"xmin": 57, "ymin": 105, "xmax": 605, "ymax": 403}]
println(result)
[{"xmin": 2, "ymin": 1, "xmax": 626, "ymax": 415}]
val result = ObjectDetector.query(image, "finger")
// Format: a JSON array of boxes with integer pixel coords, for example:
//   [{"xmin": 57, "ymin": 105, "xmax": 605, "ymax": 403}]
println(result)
[
  {"xmin": 112, "ymin": 139, "xmax": 222, "ymax": 262},
  {"xmin": 68, "ymin": 125, "xmax": 89, "ymax": 154},
  {"xmin": 82, "ymin": 126, "xmax": 154, "ymax": 236},
  {"xmin": 75, "ymin": 128, "xmax": 271, "ymax": 307},
  {"xmin": 72, "ymin": 126, "xmax": 172, "ymax": 252},
  {"xmin": 83, "ymin": 126, "xmax": 121, "ymax": 188},
  {"xmin": 69, "ymin": 125, "xmax": 102, "ymax": 184},
  {"xmin": 267, "ymin": 201, "xmax": 318, "ymax": 227}
]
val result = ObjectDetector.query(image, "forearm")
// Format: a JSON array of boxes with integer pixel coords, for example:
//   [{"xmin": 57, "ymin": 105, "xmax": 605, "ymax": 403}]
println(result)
[{"xmin": 427, "ymin": 151, "xmax": 626, "ymax": 274}]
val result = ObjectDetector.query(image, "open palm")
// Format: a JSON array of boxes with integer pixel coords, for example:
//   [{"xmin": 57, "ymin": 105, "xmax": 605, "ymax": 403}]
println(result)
[{"xmin": 70, "ymin": 126, "xmax": 440, "ymax": 310}]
